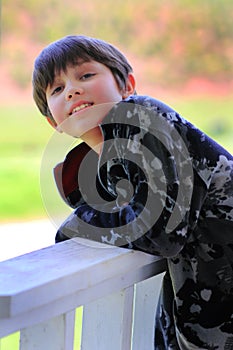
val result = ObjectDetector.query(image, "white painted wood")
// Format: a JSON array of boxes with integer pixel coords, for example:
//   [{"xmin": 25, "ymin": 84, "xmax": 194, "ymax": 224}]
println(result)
[
  {"xmin": 121, "ymin": 286, "xmax": 135, "ymax": 349},
  {"xmin": 81, "ymin": 286, "xmax": 134, "ymax": 350},
  {"xmin": 0, "ymin": 237, "xmax": 166, "ymax": 345},
  {"xmin": 19, "ymin": 310, "xmax": 75, "ymax": 350},
  {"xmin": 132, "ymin": 273, "xmax": 165, "ymax": 350},
  {"xmin": 0, "ymin": 238, "xmax": 165, "ymax": 338}
]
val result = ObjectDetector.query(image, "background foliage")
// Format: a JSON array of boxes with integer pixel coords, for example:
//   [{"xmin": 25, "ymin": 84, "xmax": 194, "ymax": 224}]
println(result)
[{"xmin": 2, "ymin": 0, "xmax": 233, "ymax": 87}]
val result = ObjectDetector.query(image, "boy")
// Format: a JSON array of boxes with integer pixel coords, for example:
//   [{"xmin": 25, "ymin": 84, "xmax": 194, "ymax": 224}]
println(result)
[{"xmin": 33, "ymin": 35, "xmax": 233, "ymax": 349}]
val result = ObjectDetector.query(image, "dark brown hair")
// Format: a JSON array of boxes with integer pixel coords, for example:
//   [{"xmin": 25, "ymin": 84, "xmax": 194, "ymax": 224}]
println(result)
[{"xmin": 32, "ymin": 35, "xmax": 133, "ymax": 119}]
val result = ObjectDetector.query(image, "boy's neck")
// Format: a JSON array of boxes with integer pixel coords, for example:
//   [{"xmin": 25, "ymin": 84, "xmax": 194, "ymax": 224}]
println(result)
[{"xmin": 81, "ymin": 126, "xmax": 103, "ymax": 155}]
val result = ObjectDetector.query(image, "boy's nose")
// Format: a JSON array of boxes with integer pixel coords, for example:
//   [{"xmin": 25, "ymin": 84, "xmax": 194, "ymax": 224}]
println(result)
[{"xmin": 66, "ymin": 86, "xmax": 84, "ymax": 100}]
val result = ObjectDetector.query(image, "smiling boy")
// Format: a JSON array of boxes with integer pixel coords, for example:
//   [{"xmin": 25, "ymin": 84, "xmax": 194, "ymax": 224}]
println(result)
[
  {"xmin": 34, "ymin": 36, "xmax": 135, "ymax": 153},
  {"xmin": 46, "ymin": 60, "xmax": 135, "ymax": 153},
  {"xmin": 33, "ymin": 35, "xmax": 233, "ymax": 350}
]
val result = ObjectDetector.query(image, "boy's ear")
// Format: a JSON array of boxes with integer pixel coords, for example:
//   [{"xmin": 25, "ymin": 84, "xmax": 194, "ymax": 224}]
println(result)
[
  {"xmin": 46, "ymin": 117, "xmax": 63, "ymax": 133},
  {"xmin": 122, "ymin": 73, "xmax": 136, "ymax": 99}
]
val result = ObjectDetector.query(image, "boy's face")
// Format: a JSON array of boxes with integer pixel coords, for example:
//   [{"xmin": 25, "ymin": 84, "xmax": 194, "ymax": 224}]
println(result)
[{"xmin": 46, "ymin": 60, "xmax": 134, "ymax": 137}]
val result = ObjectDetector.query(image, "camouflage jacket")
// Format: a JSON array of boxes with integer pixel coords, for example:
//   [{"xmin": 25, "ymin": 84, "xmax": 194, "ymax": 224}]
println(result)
[{"xmin": 54, "ymin": 95, "xmax": 233, "ymax": 349}]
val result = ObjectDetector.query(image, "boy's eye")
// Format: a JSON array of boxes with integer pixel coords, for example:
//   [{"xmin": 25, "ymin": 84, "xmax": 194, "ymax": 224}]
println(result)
[
  {"xmin": 51, "ymin": 86, "xmax": 62, "ymax": 95},
  {"xmin": 80, "ymin": 73, "xmax": 95, "ymax": 80}
]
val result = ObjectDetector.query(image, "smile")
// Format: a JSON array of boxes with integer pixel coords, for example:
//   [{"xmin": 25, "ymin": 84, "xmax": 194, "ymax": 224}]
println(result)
[{"xmin": 70, "ymin": 103, "xmax": 93, "ymax": 115}]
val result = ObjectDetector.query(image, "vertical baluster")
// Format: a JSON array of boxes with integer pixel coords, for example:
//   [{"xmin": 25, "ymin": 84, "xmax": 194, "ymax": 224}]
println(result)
[
  {"xmin": 81, "ymin": 286, "xmax": 134, "ymax": 350},
  {"xmin": 131, "ymin": 273, "xmax": 164, "ymax": 350},
  {"xmin": 20, "ymin": 310, "xmax": 75, "ymax": 350}
]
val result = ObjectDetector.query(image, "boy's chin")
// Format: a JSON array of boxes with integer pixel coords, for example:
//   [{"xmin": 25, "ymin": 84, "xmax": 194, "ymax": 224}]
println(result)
[
  {"xmin": 59, "ymin": 102, "xmax": 116, "ymax": 138},
  {"xmin": 60, "ymin": 116, "xmax": 97, "ymax": 138}
]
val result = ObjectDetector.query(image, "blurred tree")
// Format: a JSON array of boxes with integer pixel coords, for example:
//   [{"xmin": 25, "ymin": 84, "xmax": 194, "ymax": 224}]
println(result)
[{"xmin": 1, "ymin": 0, "xmax": 233, "ymax": 86}]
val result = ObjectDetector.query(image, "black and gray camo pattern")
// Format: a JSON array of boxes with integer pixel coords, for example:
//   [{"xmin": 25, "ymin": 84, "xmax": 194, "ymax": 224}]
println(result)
[{"xmin": 55, "ymin": 95, "xmax": 233, "ymax": 349}]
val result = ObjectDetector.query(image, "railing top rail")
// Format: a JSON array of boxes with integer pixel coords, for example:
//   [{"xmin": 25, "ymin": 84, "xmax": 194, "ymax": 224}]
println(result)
[{"xmin": 0, "ymin": 237, "xmax": 166, "ymax": 337}]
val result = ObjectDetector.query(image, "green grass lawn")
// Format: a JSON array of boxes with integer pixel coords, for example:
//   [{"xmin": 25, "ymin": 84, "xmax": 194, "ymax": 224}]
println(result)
[
  {"xmin": 173, "ymin": 96, "xmax": 233, "ymax": 151},
  {"xmin": 1, "ymin": 97, "xmax": 233, "ymax": 222},
  {"xmin": 0, "ymin": 104, "xmax": 53, "ymax": 221}
]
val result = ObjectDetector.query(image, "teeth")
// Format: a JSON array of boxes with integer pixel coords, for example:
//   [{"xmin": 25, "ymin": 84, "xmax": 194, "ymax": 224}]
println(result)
[{"xmin": 72, "ymin": 103, "xmax": 92, "ymax": 114}]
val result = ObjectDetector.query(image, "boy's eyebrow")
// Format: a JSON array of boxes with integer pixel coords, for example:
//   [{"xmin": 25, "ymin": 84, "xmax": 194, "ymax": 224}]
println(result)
[
  {"xmin": 48, "ymin": 75, "xmax": 62, "ymax": 87},
  {"xmin": 54, "ymin": 59, "xmax": 90, "ymax": 76},
  {"xmin": 48, "ymin": 59, "xmax": 92, "ymax": 89},
  {"xmin": 46, "ymin": 74, "xmax": 64, "ymax": 91}
]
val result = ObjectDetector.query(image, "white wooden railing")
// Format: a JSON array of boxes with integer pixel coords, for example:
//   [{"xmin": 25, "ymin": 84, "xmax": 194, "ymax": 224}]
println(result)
[{"xmin": 0, "ymin": 237, "xmax": 166, "ymax": 350}]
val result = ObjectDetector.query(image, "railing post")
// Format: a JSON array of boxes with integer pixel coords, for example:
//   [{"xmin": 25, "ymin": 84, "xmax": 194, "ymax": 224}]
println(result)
[
  {"xmin": 81, "ymin": 286, "xmax": 134, "ymax": 350},
  {"xmin": 19, "ymin": 310, "xmax": 75, "ymax": 350},
  {"xmin": 131, "ymin": 273, "xmax": 164, "ymax": 350}
]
